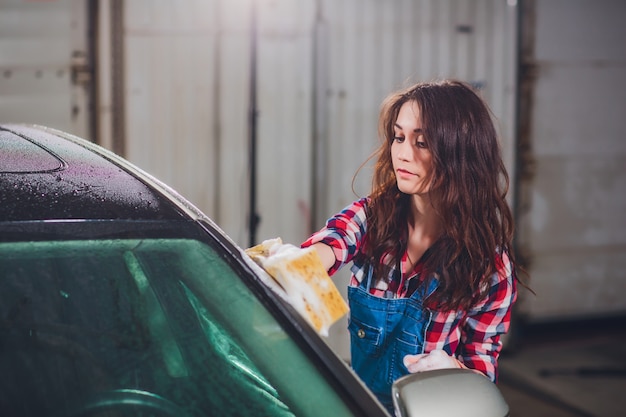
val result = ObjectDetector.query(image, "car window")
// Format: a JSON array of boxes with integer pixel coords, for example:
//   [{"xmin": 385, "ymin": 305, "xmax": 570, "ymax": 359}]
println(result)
[{"xmin": 0, "ymin": 239, "xmax": 355, "ymax": 417}]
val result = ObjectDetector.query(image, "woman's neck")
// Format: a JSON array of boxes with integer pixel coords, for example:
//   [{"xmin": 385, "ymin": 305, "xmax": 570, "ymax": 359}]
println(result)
[
  {"xmin": 409, "ymin": 194, "xmax": 441, "ymax": 232},
  {"xmin": 406, "ymin": 194, "xmax": 442, "ymax": 266}
]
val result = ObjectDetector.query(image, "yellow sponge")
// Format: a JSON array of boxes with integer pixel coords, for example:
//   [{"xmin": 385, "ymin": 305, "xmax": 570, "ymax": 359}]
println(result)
[{"xmin": 246, "ymin": 238, "xmax": 349, "ymax": 336}]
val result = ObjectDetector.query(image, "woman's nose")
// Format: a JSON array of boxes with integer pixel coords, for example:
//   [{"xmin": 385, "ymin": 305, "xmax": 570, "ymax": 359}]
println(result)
[{"xmin": 397, "ymin": 140, "xmax": 412, "ymax": 161}]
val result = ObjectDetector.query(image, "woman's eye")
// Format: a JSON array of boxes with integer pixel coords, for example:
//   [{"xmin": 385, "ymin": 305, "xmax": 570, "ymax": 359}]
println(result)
[
  {"xmin": 393, "ymin": 136, "xmax": 405, "ymax": 143},
  {"xmin": 416, "ymin": 140, "xmax": 428, "ymax": 149}
]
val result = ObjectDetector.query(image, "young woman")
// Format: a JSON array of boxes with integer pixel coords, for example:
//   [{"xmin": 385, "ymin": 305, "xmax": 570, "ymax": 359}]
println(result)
[{"xmin": 302, "ymin": 80, "xmax": 519, "ymax": 413}]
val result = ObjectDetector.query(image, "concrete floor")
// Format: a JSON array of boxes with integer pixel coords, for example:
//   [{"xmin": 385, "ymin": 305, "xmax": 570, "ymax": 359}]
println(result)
[{"xmin": 496, "ymin": 316, "xmax": 626, "ymax": 417}]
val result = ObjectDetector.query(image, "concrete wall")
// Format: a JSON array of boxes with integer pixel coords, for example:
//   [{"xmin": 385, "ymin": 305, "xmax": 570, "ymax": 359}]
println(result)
[{"xmin": 516, "ymin": 0, "xmax": 626, "ymax": 322}]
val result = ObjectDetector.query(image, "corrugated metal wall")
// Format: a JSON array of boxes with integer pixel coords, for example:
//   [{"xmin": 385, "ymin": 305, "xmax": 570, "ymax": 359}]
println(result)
[
  {"xmin": 0, "ymin": 0, "xmax": 90, "ymax": 137},
  {"xmin": 123, "ymin": 0, "xmax": 219, "ymax": 236},
  {"xmin": 255, "ymin": 0, "xmax": 317, "ymax": 247}
]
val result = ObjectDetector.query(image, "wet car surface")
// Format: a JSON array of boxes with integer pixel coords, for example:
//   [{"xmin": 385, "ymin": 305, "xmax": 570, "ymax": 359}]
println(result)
[{"xmin": 0, "ymin": 124, "xmax": 390, "ymax": 417}]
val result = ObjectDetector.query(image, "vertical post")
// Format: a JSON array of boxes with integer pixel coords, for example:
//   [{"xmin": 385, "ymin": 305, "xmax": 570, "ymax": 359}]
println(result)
[
  {"xmin": 110, "ymin": 0, "xmax": 126, "ymax": 157},
  {"xmin": 248, "ymin": 0, "xmax": 260, "ymax": 247},
  {"xmin": 311, "ymin": 0, "xmax": 328, "ymax": 234}
]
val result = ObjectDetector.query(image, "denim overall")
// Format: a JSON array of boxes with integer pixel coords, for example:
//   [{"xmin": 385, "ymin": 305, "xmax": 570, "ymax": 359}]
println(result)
[{"xmin": 347, "ymin": 266, "xmax": 437, "ymax": 413}]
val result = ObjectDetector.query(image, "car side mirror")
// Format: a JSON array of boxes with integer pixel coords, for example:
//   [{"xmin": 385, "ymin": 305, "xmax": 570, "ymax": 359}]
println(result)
[{"xmin": 392, "ymin": 369, "xmax": 509, "ymax": 417}]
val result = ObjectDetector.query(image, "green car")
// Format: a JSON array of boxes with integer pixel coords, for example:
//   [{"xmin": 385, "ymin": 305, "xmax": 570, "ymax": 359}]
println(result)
[{"xmin": 0, "ymin": 124, "xmax": 508, "ymax": 417}]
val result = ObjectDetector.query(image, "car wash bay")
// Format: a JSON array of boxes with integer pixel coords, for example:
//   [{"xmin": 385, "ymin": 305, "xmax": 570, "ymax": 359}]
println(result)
[{"xmin": 1, "ymin": 1, "xmax": 625, "ymax": 415}]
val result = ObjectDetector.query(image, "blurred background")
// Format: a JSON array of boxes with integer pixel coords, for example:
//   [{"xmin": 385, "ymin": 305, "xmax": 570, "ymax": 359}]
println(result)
[{"xmin": 1, "ymin": 0, "xmax": 624, "ymax": 415}]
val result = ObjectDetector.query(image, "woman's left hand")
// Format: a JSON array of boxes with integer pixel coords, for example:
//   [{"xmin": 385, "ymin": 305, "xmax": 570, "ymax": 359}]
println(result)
[{"xmin": 403, "ymin": 350, "xmax": 462, "ymax": 373}]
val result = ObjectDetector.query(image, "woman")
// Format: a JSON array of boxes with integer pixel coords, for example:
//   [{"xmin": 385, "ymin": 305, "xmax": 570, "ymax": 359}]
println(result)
[{"xmin": 302, "ymin": 80, "xmax": 519, "ymax": 413}]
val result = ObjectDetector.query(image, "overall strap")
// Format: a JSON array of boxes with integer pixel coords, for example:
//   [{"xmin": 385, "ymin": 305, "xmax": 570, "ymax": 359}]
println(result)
[{"xmin": 363, "ymin": 263, "xmax": 375, "ymax": 292}]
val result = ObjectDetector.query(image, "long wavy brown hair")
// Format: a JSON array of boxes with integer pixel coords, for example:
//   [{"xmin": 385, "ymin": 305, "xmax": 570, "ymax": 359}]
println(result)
[{"xmin": 362, "ymin": 79, "xmax": 517, "ymax": 311}]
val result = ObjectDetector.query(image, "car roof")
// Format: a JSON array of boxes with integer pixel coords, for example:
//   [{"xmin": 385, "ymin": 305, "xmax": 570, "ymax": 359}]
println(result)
[{"xmin": 0, "ymin": 124, "xmax": 186, "ymax": 222}]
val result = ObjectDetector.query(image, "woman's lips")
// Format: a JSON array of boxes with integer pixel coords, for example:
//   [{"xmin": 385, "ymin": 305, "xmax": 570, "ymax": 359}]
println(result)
[{"xmin": 396, "ymin": 168, "xmax": 416, "ymax": 179}]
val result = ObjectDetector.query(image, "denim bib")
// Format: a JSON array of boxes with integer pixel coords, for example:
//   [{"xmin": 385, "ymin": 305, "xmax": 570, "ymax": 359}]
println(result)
[{"xmin": 347, "ymin": 267, "xmax": 437, "ymax": 413}]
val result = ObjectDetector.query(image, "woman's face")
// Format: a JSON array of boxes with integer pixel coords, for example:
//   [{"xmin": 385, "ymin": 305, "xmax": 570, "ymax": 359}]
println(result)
[{"xmin": 391, "ymin": 100, "xmax": 434, "ymax": 195}]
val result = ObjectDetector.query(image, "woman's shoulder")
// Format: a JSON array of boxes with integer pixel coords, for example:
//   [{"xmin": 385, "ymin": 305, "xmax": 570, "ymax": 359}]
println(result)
[
  {"xmin": 355, "ymin": 196, "xmax": 372, "ymax": 212},
  {"xmin": 351, "ymin": 196, "xmax": 370, "ymax": 208},
  {"xmin": 335, "ymin": 197, "xmax": 370, "ymax": 217}
]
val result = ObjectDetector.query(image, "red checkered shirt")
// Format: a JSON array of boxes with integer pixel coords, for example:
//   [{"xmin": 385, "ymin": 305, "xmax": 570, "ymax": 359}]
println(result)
[{"xmin": 302, "ymin": 197, "xmax": 517, "ymax": 382}]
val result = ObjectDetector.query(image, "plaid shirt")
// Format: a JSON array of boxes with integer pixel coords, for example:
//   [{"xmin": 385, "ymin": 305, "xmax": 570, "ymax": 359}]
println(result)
[{"xmin": 302, "ymin": 197, "xmax": 517, "ymax": 382}]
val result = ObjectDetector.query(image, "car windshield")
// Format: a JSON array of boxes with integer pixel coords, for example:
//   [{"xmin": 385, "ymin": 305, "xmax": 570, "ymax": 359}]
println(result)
[{"xmin": 0, "ymin": 238, "xmax": 356, "ymax": 417}]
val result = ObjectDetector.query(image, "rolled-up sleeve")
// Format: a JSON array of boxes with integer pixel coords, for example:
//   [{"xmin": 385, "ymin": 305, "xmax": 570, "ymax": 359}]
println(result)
[
  {"xmin": 458, "ymin": 251, "xmax": 517, "ymax": 382},
  {"xmin": 301, "ymin": 198, "xmax": 368, "ymax": 276}
]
